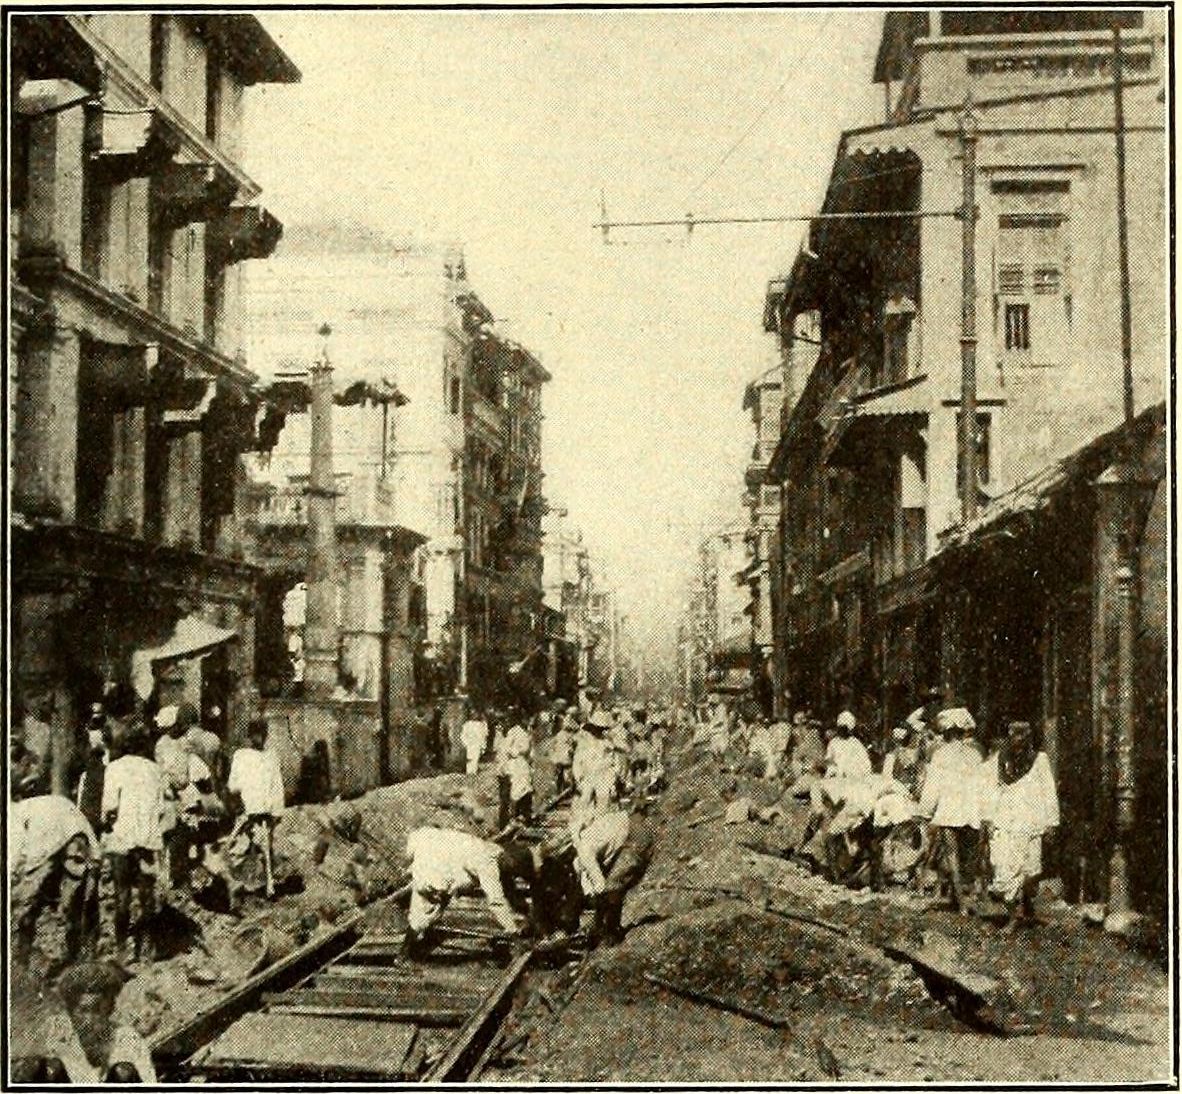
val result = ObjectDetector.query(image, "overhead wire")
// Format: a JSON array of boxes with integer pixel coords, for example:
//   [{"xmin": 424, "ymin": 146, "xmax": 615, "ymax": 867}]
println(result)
[{"xmin": 683, "ymin": 9, "xmax": 837, "ymax": 210}]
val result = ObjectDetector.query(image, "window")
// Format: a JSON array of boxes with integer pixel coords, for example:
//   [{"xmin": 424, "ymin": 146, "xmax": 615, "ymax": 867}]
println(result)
[
  {"xmin": 993, "ymin": 181, "xmax": 1070, "ymax": 366},
  {"xmin": 1004, "ymin": 303, "xmax": 1030, "ymax": 351},
  {"xmin": 448, "ymin": 375, "xmax": 461, "ymax": 415}
]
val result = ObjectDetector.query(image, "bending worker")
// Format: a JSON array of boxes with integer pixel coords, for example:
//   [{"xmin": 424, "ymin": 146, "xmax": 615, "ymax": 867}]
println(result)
[
  {"xmin": 404, "ymin": 826, "xmax": 534, "ymax": 955},
  {"xmin": 569, "ymin": 805, "xmax": 654, "ymax": 947}
]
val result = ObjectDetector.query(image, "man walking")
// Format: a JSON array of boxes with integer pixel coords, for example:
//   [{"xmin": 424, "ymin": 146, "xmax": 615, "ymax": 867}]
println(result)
[
  {"xmin": 461, "ymin": 708, "xmax": 490, "ymax": 775},
  {"xmin": 227, "ymin": 718, "xmax": 286, "ymax": 899},
  {"xmin": 101, "ymin": 728, "xmax": 165, "ymax": 962}
]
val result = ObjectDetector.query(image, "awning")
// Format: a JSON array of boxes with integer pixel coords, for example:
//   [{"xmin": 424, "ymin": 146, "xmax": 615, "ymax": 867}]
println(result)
[
  {"xmin": 847, "ymin": 374, "xmax": 930, "ymax": 419},
  {"xmin": 131, "ymin": 615, "xmax": 236, "ymax": 698},
  {"xmin": 207, "ymin": 206, "xmax": 284, "ymax": 267},
  {"xmin": 827, "ymin": 376, "xmax": 930, "ymax": 469}
]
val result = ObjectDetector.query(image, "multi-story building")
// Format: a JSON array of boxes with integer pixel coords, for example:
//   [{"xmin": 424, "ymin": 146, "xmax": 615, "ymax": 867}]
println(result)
[
  {"xmin": 246, "ymin": 229, "xmax": 551, "ymax": 718},
  {"xmin": 740, "ymin": 369, "xmax": 784, "ymax": 713},
  {"xmin": 463, "ymin": 328, "xmax": 551, "ymax": 709},
  {"xmin": 763, "ymin": 9, "xmax": 1167, "ymax": 913},
  {"xmin": 10, "ymin": 14, "xmax": 298, "ymax": 787}
]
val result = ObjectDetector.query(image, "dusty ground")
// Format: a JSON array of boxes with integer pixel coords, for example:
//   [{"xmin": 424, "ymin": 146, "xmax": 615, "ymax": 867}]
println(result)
[
  {"xmin": 10, "ymin": 767, "xmax": 502, "ymax": 1057},
  {"xmin": 11, "ymin": 745, "xmax": 1173, "ymax": 1084},
  {"xmin": 502, "ymin": 746, "xmax": 1173, "ymax": 1084}
]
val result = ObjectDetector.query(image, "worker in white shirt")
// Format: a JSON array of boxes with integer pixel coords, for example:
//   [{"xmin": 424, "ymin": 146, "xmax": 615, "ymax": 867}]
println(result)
[
  {"xmin": 807, "ymin": 710, "xmax": 873, "ymax": 835},
  {"xmin": 227, "ymin": 718, "xmax": 286, "ymax": 899},
  {"xmin": 10, "ymin": 795, "xmax": 100, "ymax": 968},
  {"xmin": 547, "ymin": 706, "xmax": 576, "ymax": 796},
  {"xmin": 569, "ymin": 806, "xmax": 655, "ymax": 947},
  {"xmin": 101, "ymin": 727, "xmax": 165, "ymax": 962},
  {"xmin": 501, "ymin": 714, "xmax": 534, "ymax": 825},
  {"xmin": 403, "ymin": 826, "xmax": 533, "ymax": 955},
  {"xmin": 460, "ymin": 710, "xmax": 490, "ymax": 775},
  {"xmin": 154, "ymin": 705, "xmax": 193, "ymax": 889}
]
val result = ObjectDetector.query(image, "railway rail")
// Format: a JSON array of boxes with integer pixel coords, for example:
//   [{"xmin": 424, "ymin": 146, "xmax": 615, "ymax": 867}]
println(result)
[{"xmin": 151, "ymin": 791, "xmax": 575, "ymax": 1082}]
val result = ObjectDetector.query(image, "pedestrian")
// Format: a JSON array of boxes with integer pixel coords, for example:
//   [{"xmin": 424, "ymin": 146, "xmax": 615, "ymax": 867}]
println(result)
[
  {"xmin": 403, "ymin": 826, "xmax": 532, "ymax": 955},
  {"xmin": 918, "ymin": 707, "xmax": 985, "ymax": 913},
  {"xmin": 227, "ymin": 718, "xmax": 286, "ymax": 899},
  {"xmin": 184, "ymin": 707, "xmax": 224, "ymax": 792},
  {"xmin": 883, "ymin": 720, "xmax": 925, "ymax": 798},
  {"xmin": 569, "ymin": 804, "xmax": 655, "ymax": 947},
  {"xmin": 75, "ymin": 706, "xmax": 110, "ymax": 834},
  {"xmin": 460, "ymin": 708, "xmax": 489, "ymax": 775},
  {"xmin": 502, "ymin": 712, "xmax": 534, "ymax": 825},
  {"xmin": 547, "ymin": 704, "xmax": 576, "ymax": 796},
  {"xmin": 154, "ymin": 705, "xmax": 193, "ymax": 889},
  {"xmin": 806, "ymin": 710, "xmax": 871, "ymax": 827},
  {"xmin": 44, "ymin": 961, "xmax": 156, "ymax": 1082},
  {"xmin": 9, "ymin": 794, "xmax": 100, "ymax": 968},
  {"xmin": 979, "ymin": 720, "xmax": 1060, "ymax": 931},
  {"xmin": 101, "ymin": 725, "xmax": 165, "ymax": 962}
]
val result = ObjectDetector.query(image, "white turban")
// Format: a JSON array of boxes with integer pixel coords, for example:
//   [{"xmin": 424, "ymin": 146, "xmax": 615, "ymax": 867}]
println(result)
[
  {"xmin": 936, "ymin": 707, "xmax": 976, "ymax": 733},
  {"xmin": 155, "ymin": 705, "xmax": 179, "ymax": 730},
  {"xmin": 836, "ymin": 711, "xmax": 856, "ymax": 730}
]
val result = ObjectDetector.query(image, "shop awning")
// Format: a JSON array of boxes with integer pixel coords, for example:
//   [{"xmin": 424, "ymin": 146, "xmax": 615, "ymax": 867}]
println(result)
[{"xmin": 131, "ymin": 615, "xmax": 236, "ymax": 698}]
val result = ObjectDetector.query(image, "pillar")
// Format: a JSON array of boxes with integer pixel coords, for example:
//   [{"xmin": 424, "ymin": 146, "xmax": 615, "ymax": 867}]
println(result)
[
  {"xmin": 162, "ymin": 428, "xmax": 202, "ymax": 545},
  {"xmin": 303, "ymin": 352, "xmax": 339, "ymax": 697},
  {"xmin": 13, "ymin": 327, "xmax": 81, "ymax": 520},
  {"xmin": 22, "ymin": 93, "xmax": 86, "ymax": 267},
  {"xmin": 102, "ymin": 405, "xmax": 146, "ymax": 535}
]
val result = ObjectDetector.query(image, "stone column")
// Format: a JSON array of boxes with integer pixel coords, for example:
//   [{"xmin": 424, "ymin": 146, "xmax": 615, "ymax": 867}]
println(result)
[
  {"xmin": 22, "ymin": 95, "xmax": 86, "ymax": 267},
  {"xmin": 14, "ymin": 327, "xmax": 81, "ymax": 520},
  {"xmin": 303, "ymin": 350, "xmax": 339, "ymax": 697}
]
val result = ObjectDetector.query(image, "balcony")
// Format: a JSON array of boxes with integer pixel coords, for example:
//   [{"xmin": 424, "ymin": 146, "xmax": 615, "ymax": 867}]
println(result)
[
  {"xmin": 252, "ymin": 472, "xmax": 399, "ymax": 529},
  {"xmin": 469, "ymin": 392, "xmax": 505, "ymax": 445}
]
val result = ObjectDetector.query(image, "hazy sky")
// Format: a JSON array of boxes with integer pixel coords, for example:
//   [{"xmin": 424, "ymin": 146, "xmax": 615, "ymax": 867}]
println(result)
[{"xmin": 244, "ymin": 8, "xmax": 884, "ymax": 649}]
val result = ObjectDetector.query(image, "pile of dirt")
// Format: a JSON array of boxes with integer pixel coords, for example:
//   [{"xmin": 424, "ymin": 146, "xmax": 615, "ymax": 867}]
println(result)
[{"xmin": 11, "ymin": 768, "xmax": 504, "ymax": 1057}]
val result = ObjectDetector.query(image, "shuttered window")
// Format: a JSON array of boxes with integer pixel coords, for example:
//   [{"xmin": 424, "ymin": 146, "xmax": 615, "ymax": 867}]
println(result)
[{"xmin": 992, "ymin": 182, "xmax": 1070, "ymax": 366}]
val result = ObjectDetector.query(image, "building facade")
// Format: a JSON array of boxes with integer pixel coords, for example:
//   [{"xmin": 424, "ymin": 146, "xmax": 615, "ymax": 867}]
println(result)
[
  {"xmin": 763, "ymin": 8, "xmax": 1168, "ymax": 913},
  {"xmin": 10, "ymin": 14, "xmax": 298, "ymax": 787}
]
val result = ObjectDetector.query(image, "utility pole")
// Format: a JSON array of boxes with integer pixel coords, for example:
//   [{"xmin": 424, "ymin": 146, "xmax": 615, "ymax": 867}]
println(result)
[
  {"xmin": 303, "ymin": 325, "xmax": 340, "ymax": 698},
  {"xmin": 1104, "ymin": 20, "xmax": 1151, "ymax": 928},
  {"xmin": 958, "ymin": 97, "xmax": 979, "ymax": 524}
]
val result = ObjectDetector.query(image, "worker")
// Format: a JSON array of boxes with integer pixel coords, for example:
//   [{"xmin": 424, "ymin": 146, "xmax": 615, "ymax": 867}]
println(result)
[
  {"xmin": 75, "ymin": 707, "xmax": 110, "ymax": 834},
  {"xmin": 183, "ymin": 705, "xmax": 224, "ymax": 791},
  {"xmin": 919, "ymin": 707, "xmax": 985, "ymax": 914},
  {"xmin": 572, "ymin": 710, "xmax": 618, "ymax": 815},
  {"xmin": 547, "ymin": 704, "xmax": 576, "ymax": 795},
  {"xmin": 154, "ymin": 705, "xmax": 193, "ymax": 889},
  {"xmin": 569, "ymin": 805, "xmax": 655, "ymax": 947},
  {"xmin": 10, "ymin": 795, "xmax": 100, "ymax": 968},
  {"xmin": 42, "ymin": 961, "xmax": 156, "ymax": 1082},
  {"xmin": 403, "ymin": 826, "xmax": 532, "ymax": 955},
  {"xmin": 227, "ymin": 718, "xmax": 286, "ymax": 899},
  {"xmin": 460, "ymin": 708, "xmax": 490, "ymax": 775},
  {"xmin": 502, "ymin": 712, "xmax": 534, "ymax": 825},
  {"xmin": 101, "ymin": 726, "xmax": 164, "ymax": 962}
]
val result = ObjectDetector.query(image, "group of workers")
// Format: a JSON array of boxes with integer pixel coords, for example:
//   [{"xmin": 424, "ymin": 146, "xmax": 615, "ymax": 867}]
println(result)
[
  {"xmin": 693, "ymin": 693, "xmax": 1060, "ymax": 930},
  {"xmin": 10, "ymin": 699, "xmax": 288, "ymax": 976},
  {"xmin": 406, "ymin": 698, "xmax": 668, "ymax": 954}
]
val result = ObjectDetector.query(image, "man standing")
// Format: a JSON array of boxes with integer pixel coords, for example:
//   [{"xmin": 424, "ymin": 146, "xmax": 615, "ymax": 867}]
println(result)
[
  {"xmin": 919, "ymin": 707, "xmax": 985, "ymax": 913},
  {"xmin": 403, "ymin": 826, "xmax": 531, "ymax": 955},
  {"xmin": 101, "ymin": 728, "xmax": 165, "ymax": 961},
  {"xmin": 460, "ymin": 709, "xmax": 490, "ymax": 775},
  {"xmin": 547, "ymin": 704, "xmax": 576, "ymax": 796},
  {"xmin": 154, "ymin": 705, "xmax": 192, "ymax": 889},
  {"xmin": 227, "ymin": 718, "xmax": 286, "ymax": 899},
  {"xmin": 501, "ymin": 711, "xmax": 534, "ymax": 825}
]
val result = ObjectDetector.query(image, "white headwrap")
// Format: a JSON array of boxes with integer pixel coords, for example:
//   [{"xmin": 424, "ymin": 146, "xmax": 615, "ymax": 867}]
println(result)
[
  {"xmin": 836, "ymin": 710, "xmax": 856, "ymax": 730},
  {"xmin": 936, "ymin": 707, "xmax": 976, "ymax": 733}
]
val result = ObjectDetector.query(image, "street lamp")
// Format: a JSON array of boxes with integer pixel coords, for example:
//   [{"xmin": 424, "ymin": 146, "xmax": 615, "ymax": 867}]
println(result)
[{"xmin": 1095, "ymin": 459, "xmax": 1158, "ymax": 927}]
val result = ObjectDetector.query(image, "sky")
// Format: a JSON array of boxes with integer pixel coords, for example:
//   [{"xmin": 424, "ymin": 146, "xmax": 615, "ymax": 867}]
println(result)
[{"xmin": 243, "ymin": 8, "xmax": 884, "ymax": 652}]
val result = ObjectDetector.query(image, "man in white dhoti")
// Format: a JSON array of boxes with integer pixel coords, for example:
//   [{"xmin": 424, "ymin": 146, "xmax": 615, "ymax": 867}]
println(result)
[{"xmin": 980, "ymin": 720, "xmax": 1059, "ymax": 931}]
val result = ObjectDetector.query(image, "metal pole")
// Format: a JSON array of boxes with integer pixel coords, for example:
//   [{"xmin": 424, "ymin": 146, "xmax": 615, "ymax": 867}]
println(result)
[
  {"xmin": 958, "ymin": 98, "xmax": 979, "ymax": 523},
  {"xmin": 303, "ymin": 325, "xmax": 340, "ymax": 698},
  {"xmin": 1113, "ymin": 24, "xmax": 1135, "ymax": 428},
  {"xmin": 1105, "ymin": 22, "xmax": 1141, "ymax": 924}
]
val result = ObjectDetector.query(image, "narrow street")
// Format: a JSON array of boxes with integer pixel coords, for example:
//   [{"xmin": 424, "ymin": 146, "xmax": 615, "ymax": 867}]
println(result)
[{"xmin": 7, "ymin": 6, "xmax": 1174, "ymax": 1087}]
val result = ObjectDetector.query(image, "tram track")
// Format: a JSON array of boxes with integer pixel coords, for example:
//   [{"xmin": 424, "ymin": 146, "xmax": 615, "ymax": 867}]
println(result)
[{"xmin": 150, "ymin": 789, "xmax": 576, "ymax": 1082}]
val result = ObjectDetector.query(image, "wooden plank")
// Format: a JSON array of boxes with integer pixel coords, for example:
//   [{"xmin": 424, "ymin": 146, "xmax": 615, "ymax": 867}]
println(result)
[
  {"xmin": 267, "ymin": 1003, "xmax": 468, "ymax": 1026},
  {"xmin": 198, "ymin": 1013, "xmax": 417, "ymax": 1075},
  {"xmin": 425, "ymin": 952, "xmax": 532, "ymax": 1082},
  {"xmin": 312, "ymin": 974, "xmax": 486, "ymax": 1001},
  {"xmin": 643, "ymin": 972, "xmax": 792, "ymax": 1030},
  {"xmin": 151, "ymin": 913, "xmax": 363, "ymax": 1067},
  {"xmin": 263, "ymin": 988, "xmax": 465, "ymax": 1011}
]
